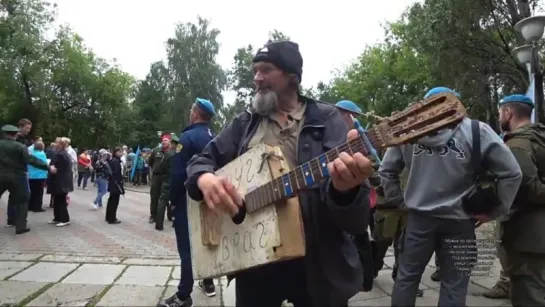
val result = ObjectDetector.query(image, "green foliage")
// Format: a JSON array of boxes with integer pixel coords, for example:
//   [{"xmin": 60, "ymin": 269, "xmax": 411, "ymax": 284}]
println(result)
[
  {"xmin": 324, "ymin": 0, "xmax": 538, "ymax": 129},
  {"xmin": 3, "ymin": 0, "xmax": 541, "ymax": 147},
  {"xmin": 0, "ymin": 0, "xmax": 135, "ymax": 148}
]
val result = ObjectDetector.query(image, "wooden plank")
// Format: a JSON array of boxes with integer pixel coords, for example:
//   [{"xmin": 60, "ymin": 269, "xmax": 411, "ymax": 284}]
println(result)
[{"xmin": 187, "ymin": 144, "xmax": 305, "ymax": 279}]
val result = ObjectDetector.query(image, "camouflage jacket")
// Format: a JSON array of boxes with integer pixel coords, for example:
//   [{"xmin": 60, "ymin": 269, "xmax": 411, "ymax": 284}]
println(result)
[
  {"xmin": 373, "ymin": 168, "xmax": 410, "ymax": 239},
  {"xmin": 502, "ymin": 123, "xmax": 545, "ymax": 253}
]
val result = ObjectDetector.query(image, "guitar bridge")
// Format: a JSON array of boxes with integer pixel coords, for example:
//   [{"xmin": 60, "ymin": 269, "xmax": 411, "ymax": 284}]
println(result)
[{"xmin": 259, "ymin": 151, "xmax": 284, "ymax": 173}]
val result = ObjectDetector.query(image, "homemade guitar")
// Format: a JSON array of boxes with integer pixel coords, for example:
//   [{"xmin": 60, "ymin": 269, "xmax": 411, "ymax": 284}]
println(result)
[{"xmin": 187, "ymin": 92, "xmax": 467, "ymax": 279}]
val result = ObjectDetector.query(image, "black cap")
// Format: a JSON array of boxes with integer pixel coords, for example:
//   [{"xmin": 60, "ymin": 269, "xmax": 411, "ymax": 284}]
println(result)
[{"xmin": 253, "ymin": 41, "xmax": 303, "ymax": 83}]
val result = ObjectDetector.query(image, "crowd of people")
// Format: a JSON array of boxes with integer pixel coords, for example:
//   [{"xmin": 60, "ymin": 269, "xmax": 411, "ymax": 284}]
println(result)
[{"xmin": 0, "ymin": 118, "xmax": 132, "ymax": 230}]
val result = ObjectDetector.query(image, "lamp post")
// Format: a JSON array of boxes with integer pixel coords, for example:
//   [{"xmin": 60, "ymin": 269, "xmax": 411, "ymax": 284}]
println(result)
[{"xmin": 513, "ymin": 15, "xmax": 545, "ymax": 124}]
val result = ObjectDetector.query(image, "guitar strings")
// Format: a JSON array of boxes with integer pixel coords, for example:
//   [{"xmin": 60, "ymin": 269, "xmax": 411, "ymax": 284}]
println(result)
[{"xmin": 245, "ymin": 137, "xmax": 374, "ymax": 210}]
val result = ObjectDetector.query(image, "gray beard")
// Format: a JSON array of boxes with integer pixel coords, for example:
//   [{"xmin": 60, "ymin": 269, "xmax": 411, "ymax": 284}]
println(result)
[{"xmin": 251, "ymin": 90, "xmax": 278, "ymax": 116}]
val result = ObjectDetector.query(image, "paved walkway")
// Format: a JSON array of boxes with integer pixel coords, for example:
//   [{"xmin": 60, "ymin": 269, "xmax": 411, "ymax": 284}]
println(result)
[{"xmin": 0, "ymin": 188, "xmax": 511, "ymax": 306}]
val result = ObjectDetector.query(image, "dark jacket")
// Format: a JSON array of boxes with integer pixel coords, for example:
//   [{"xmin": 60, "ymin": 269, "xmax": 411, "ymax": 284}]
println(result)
[
  {"xmin": 15, "ymin": 134, "xmax": 32, "ymax": 147},
  {"xmin": 47, "ymin": 150, "xmax": 74, "ymax": 195},
  {"xmin": 186, "ymin": 97, "xmax": 370, "ymax": 307},
  {"xmin": 502, "ymin": 123, "xmax": 545, "ymax": 253},
  {"xmin": 94, "ymin": 159, "xmax": 111, "ymax": 180},
  {"xmin": 108, "ymin": 156, "xmax": 125, "ymax": 195},
  {"xmin": 170, "ymin": 122, "xmax": 215, "ymax": 205},
  {"xmin": 0, "ymin": 138, "xmax": 48, "ymax": 177},
  {"xmin": 45, "ymin": 147, "xmax": 56, "ymax": 160}
]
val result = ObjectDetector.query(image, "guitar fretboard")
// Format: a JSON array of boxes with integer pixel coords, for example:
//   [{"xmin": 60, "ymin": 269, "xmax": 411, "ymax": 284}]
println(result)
[{"xmin": 244, "ymin": 129, "xmax": 380, "ymax": 213}]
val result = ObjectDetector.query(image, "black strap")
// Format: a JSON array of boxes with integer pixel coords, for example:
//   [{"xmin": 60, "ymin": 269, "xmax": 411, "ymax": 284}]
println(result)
[{"xmin": 471, "ymin": 120, "xmax": 482, "ymax": 178}]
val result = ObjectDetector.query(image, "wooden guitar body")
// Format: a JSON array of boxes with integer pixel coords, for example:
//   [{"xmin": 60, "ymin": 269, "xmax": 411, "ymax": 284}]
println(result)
[{"xmin": 187, "ymin": 144, "xmax": 305, "ymax": 279}]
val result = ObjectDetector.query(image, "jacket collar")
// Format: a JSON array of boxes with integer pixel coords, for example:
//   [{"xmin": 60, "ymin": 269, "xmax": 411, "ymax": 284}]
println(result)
[{"xmin": 182, "ymin": 122, "xmax": 210, "ymax": 133}]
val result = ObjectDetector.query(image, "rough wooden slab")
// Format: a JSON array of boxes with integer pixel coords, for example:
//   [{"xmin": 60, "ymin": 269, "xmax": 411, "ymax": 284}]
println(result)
[{"xmin": 187, "ymin": 144, "xmax": 305, "ymax": 279}]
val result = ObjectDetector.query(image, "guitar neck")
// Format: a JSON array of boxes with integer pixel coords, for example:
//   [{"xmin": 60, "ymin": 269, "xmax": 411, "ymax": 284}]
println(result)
[{"xmin": 244, "ymin": 128, "xmax": 380, "ymax": 213}]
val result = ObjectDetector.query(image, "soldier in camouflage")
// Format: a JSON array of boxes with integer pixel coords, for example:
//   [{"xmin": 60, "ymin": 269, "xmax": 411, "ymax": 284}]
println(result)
[
  {"xmin": 148, "ymin": 132, "xmax": 176, "ymax": 230},
  {"xmin": 498, "ymin": 94, "xmax": 545, "ymax": 306}
]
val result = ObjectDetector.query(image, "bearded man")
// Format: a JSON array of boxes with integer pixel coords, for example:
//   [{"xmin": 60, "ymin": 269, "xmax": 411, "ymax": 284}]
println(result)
[{"xmin": 185, "ymin": 41, "xmax": 373, "ymax": 307}]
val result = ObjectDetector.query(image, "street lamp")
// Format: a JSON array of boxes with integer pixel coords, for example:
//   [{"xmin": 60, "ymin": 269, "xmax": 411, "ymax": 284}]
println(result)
[
  {"xmin": 514, "ymin": 16, "xmax": 545, "ymax": 42},
  {"xmin": 512, "ymin": 44, "xmax": 533, "ymax": 80},
  {"xmin": 513, "ymin": 15, "xmax": 545, "ymax": 124}
]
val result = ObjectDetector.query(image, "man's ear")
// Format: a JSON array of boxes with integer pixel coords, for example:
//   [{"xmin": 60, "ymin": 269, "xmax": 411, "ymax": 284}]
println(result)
[{"xmin": 288, "ymin": 74, "xmax": 299, "ymax": 89}]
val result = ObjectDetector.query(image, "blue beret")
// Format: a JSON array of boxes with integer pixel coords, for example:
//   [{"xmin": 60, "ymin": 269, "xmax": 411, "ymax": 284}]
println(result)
[
  {"xmin": 499, "ymin": 94, "xmax": 534, "ymax": 108},
  {"xmin": 195, "ymin": 98, "xmax": 216, "ymax": 116},
  {"xmin": 424, "ymin": 87, "xmax": 461, "ymax": 99},
  {"xmin": 335, "ymin": 100, "xmax": 363, "ymax": 115}
]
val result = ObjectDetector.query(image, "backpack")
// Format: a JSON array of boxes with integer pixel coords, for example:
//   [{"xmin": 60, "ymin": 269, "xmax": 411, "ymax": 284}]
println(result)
[{"xmin": 461, "ymin": 120, "xmax": 501, "ymax": 215}]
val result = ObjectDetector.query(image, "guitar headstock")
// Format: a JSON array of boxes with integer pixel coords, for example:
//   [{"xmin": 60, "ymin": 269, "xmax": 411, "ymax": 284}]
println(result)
[{"xmin": 369, "ymin": 93, "xmax": 467, "ymax": 148}]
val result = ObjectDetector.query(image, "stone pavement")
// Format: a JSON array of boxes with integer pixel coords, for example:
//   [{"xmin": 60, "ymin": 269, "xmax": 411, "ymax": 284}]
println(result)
[{"xmin": 0, "ymin": 188, "xmax": 511, "ymax": 306}]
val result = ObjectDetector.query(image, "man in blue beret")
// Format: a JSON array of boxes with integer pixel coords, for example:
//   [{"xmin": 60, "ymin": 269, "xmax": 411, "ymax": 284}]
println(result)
[
  {"xmin": 158, "ymin": 98, "xmax": 217, "ymax": 307},
  {"xmin": 497, "ymin": 94, "xmax": 545, "ymax": 306},
  {"xmin": 380, "ymin": 86, "xmax": 522, "ymax": 306}
]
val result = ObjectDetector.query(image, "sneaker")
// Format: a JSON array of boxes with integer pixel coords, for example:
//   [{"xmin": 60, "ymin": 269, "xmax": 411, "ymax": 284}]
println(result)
[
  {"xmin": 156, "ymin": 294, "xmax": 193, "ymax": 307},
  {"xmin": 56, "ymin": 222, "xmax": 70, "ymax": 227},
  {"xmin": 7, "ymin": 223, "xmax": 14, "ymax": 227},
  {"xmin": 90, "ymin": 203, "xmax": 98, "ymax": 210},
  {"xmin": 482, "ymin": 284, "xmax": 509, "ymax": 299},
  {"xmin": 197, "ymin": 280, "xmax": 216, "ymax": 297},
  {"xmin": 48, "ymin": 220, "xmax": 58, "ymax": 224},
  {"xmin": 149, "ymin": 216, "xmax": 155, "ymax": 224}
]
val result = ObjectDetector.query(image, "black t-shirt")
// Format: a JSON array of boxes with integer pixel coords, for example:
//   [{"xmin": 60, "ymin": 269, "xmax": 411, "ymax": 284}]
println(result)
[{"xmin": 15, "ymin": 134, "xmax": 32, "ymax": 147}]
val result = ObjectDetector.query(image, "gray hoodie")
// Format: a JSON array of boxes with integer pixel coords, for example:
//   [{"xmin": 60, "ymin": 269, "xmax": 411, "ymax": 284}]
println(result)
[{"xmin": 378, "ymin": 117, "xmax": 522, "ymax": 220}]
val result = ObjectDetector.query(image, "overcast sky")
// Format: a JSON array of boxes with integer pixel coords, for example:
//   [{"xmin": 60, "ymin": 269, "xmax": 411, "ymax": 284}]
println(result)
[{"xmin": 52, "ymin": 0, "xmax": 417, "ymax": 103}]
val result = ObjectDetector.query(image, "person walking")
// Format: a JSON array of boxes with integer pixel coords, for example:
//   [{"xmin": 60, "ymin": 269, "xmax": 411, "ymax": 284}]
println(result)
[
  {"xmin": 77, "ymin": 149, "xmax": 92, "ymax": 189},
  {"xmin": 48, "ymin": 137, "xmax": 74, "ymax": 227},
  {"xmin": 28, "ymin": 141, "xmax": 48, "ymax": 212},
  {"xmin": 148, "ymin": 133, "xmax": 175, "ymax": 230},
  {"xmin": 91, "ymin": 149, "xmax": 110, "ymax": 210},
  {"xmin": 0, "ymin": 125, "xmax": 54, "ymax": 234},
  {"xmin": 106, "ymin": 147, "xmax": 124, "ymax": 224}
]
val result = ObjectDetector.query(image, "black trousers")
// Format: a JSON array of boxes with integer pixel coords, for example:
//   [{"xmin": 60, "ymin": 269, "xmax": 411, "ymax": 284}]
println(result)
[
  {"xmin": 235, "ymin": 259, "xmax": 347, "ymax": 307},
  {"xmin": 53, "ymin": 193, "xmax": 70, "ymax": 223},
  {"xmin": 28, "ymin": 179, "xmax": 45, "ymax": 212},
  {"xmin": 106, "ymin": 193, "xmax": 120, "ymax": 222}
]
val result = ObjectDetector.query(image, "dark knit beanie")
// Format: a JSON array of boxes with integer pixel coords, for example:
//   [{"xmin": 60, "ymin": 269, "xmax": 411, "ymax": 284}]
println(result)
[{"xmin": 252, "ymin": 41, "xmax": 303, "ymax": 83}]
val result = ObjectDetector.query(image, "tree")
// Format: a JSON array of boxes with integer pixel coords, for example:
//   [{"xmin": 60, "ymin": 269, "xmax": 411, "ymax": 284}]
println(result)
[
  {"xmin": 384, "ymin": 0, "xmax": 536, "ymax": 128},
  {"xmin": 164, "ymin": 16, "xmax": 227, "ymax": 132},
  {"xmin": 327, "ymin": 42, "xmax": 432, "ymax": 123},
  {"xmin": 324, "ymin": 0, "xmax": 538, "ymax": 129},
  {"xmin": 0, "ymin": 0, "xmax": 137, "ymax": 148},
  {"xmin": 131, "ymin": 61, "xmax": 171, "ymax": 146}
]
